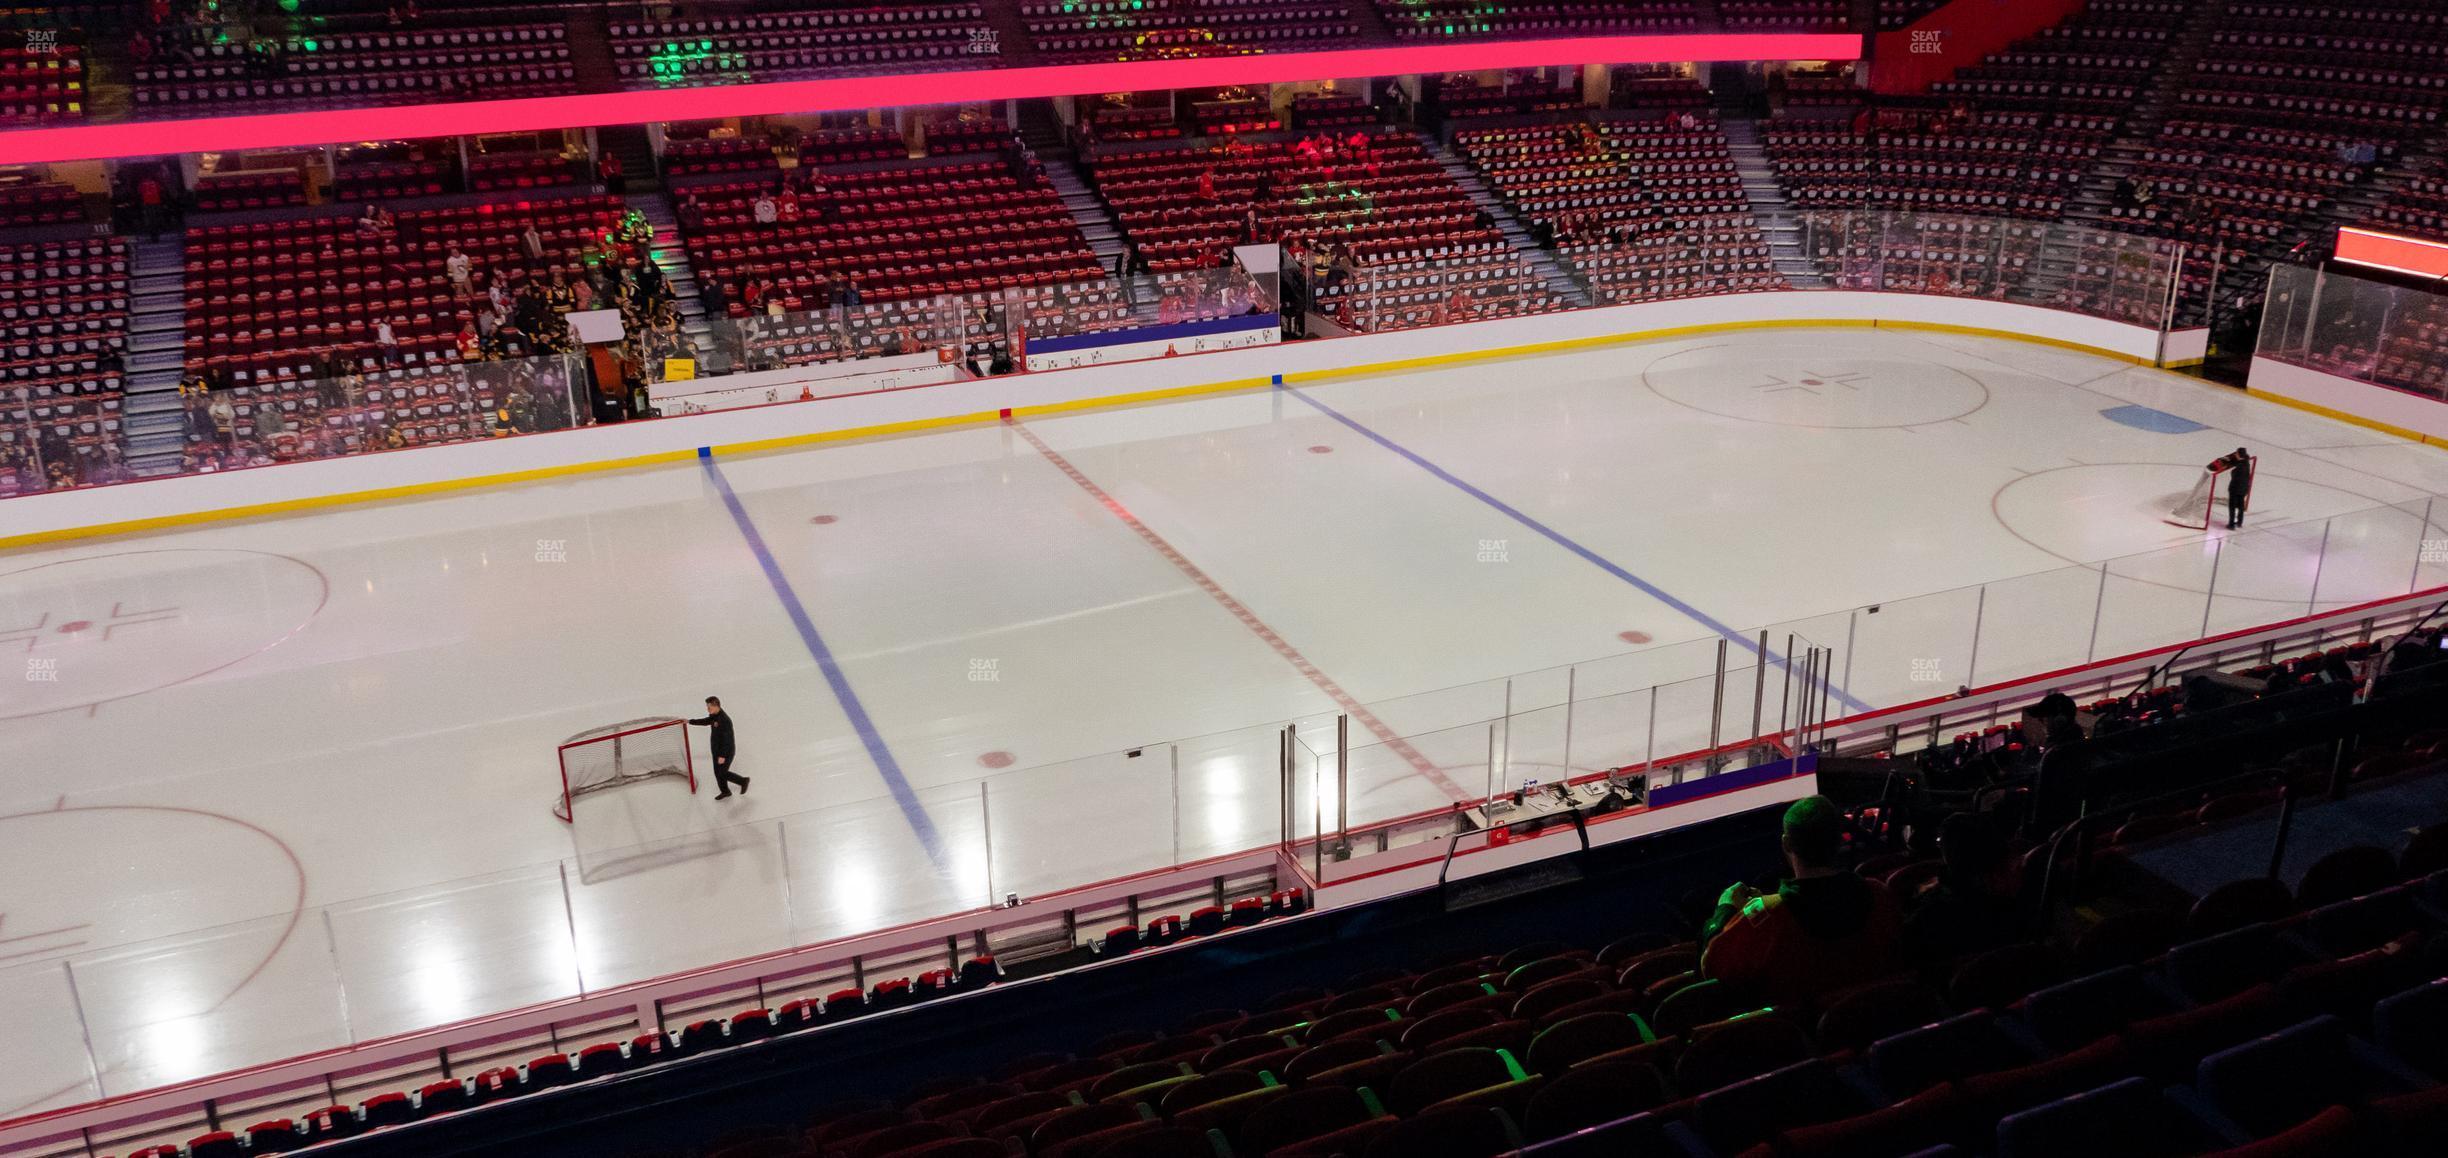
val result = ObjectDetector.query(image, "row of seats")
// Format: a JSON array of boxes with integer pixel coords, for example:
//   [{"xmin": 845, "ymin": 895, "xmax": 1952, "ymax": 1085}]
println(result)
[
  {"xmin": 2368, "ymin": 158, "xmax": 2448, "ymax": 243},
  {"xmin": 1086, "ymin": 129, "xmax": 1513, "ymax": 276},
  {"xmin": 1453, "ymin": 111, "xmax": 1787, "ymax": 306},
  {"xmin": 179, "ymin": 193, "xmax": 630, "ymax": 373},
  {"xmin": 729, "ymin": 280, "xmax": 1132, "ymax": 370},
  {"xmin": 0, "ymin": 236, "xmax": 129, "ymax": 492},
  {"xmin": 132, "ymin": 22, "xmax": 575, "ymax": 114},
  {"xmin": 675, "ymin": 153, "xmax": 1104, "ymax": 314},
  {"xmin": 1430, "ymin": 78, "xmax": 1583, "ymax": 124},
  {"xmin": 0, "ymin": 33, "xmax": 81, "ymax": 124},
  {"xmin": 0, "ymin": 176, "xmax": 82, "ymax": 227},
  {"xmin": 609, "ymin": 5, "xmax": 990, "ymax": 87},
  {"xmin": 1307, "ymin": 240, "xmax": 1567, "ymax": 332},
  {"xmin": 1764, "ymin": 2, "xmax": 2178, "ymax": 216},
  {"xmin": 331, "ymin": 156, "xmax": 456, "ymax": 203},
  {"xmin": 2114, "ymin": 0, "xmax": 2448, "ymax": 322},
  {"xmin": 187, "ymin": 357, "xmax": 587, "ymax": 464},
  {"xmin": 1370, "ymin": 0, "xmax": 1697, "ymax": 43},
  {"xmin": 190, "ymin": 170, "xmax": 308, "ymax": 214},
  {"xmin": 105, "ymin": 891, "xmax": 1306, "ymax": 1158},
  {"xmin": 1721, "ymin": 0, "xmax": 1851, "ymax": 32},
  {"xmin": 1023, "ymin": 0, "xmax": 1356, "ymax": 63}
]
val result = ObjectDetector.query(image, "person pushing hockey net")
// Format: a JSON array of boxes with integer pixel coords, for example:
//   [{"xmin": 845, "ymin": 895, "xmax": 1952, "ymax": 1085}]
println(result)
[{"xmin": 2211, "ymin": 447, "xmax": 2255, "ymax": 529}]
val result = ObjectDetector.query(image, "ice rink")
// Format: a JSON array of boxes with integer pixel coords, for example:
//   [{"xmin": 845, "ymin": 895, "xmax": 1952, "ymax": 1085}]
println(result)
[{"xmin": 6, "ymin": 326, "xmax": 2448, "ymax": 1113}]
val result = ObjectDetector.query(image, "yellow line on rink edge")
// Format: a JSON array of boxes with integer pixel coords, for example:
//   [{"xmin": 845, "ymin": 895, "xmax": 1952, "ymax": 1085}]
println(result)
[
  {"xmin": 0, "ymin": 317, "xmax": 2380, "ymax": 550},
  {"xmin": 2244, "ymin": 388, "xmax": 2448, "ymax": 449}
]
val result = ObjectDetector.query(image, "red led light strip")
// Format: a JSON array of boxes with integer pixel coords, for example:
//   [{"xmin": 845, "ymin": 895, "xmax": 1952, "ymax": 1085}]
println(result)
[
  {"xmin": 0, "ymin": 34, "xmax": 1859, "ymax": 165},
  {"xmin": 2334, "ymin": 226, "xmax": 2448, "ymax": 281}
]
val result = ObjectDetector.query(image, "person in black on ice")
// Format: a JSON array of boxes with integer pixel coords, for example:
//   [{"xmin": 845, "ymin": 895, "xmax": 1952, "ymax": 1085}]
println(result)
[
  {"xmin": 2212, "ymin": 447, "xmax": 2254, "ymax": 529},
  {"xmin": 688, "ymin": 696, "xmax": 751, "ymax": 798}
]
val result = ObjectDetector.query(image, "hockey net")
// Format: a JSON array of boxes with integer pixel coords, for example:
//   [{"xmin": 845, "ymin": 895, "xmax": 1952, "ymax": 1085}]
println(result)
[
  {"xmin": 2165, "ymin": 457, "xmax": 2257, "ymax": 530},
  {"xmin": 555, "ymin": 717, "xmax": 696, "ymax": 821}
]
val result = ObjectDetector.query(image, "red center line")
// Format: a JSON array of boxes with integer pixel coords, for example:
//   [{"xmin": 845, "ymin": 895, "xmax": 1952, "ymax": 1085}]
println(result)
[{"xmin": 1008, "ymin": 419, "xmax": 1469, "ymax": 801}]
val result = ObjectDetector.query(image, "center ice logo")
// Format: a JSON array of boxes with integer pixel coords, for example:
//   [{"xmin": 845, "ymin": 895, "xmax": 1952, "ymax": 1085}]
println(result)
[
  {"xmin": 969, "ymin": 658, "xmax": 1000, "ymax": 682},
  {"xmin": 1477, "ymin": 539, "xmax": 1509, "ymax": 563},
  {"xmin": 534, "ymin": 538, "xmax": 568, "ymax": 563},
  {"xmin": 25, "ymin": 657, "xmax": 57, "ymax": 682}
]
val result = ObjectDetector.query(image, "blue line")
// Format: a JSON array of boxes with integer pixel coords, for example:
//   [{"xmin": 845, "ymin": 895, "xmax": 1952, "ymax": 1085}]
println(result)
[
  {"xmin": 700, "ymin": 456, "xmax": 948, "ymax": 865},
  {"xmin": 1280, "ymin": 383, "xmax": 1872, "ymax": 713}
]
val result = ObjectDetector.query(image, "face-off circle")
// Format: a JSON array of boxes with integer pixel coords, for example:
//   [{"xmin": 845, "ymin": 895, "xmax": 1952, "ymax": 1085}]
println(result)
[
  {"xmin": 0, "ymin": 549, "xmax": 327, "ymax": 720},
  {"xmin": 1641, "ymin": 343, "xmax": 1990, "ymax": 428},
  {"xmin": 1992, "ymin": 464, "xmax": 2405, "ymax": 602},
  {"xmin": 0, "ymin": 804, "xmax": 306, "ymax": 1117}
]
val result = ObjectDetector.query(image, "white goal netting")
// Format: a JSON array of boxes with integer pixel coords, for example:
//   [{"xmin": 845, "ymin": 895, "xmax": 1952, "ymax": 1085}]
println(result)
[
  {"xmin": 555, "ymin": 717, "xmax": 695, "ymax": 821},
  {"xmin": 2165, "ymin": 458, "xmax": 2256, "ymax": 530}
]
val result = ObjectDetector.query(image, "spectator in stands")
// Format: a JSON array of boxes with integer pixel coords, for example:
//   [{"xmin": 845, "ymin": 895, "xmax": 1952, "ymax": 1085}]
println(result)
[
  {"xmin": 520, "ymin": 223, "xmax": 548, "ymax": 270},
  {"xmin": 1904, "ymin": 811, "xmax": 2023, "ymax": 962},
  {"xmin": 177, "ymin": 370, "xmax": 213, "ymax": 440},
  {"xmin": 752, "ymin": 192, "xmax": 780, "ymax": 228},
  {"xmin": 1197, "ymin": 168, "xmax": 1218, "ymax": 202},
  {"xmin": 445, "ymin": 246, "xmax": 474, "ymax": 301},
  {"xmin": 356, "ymin": 203, "xmax": 394, "ymax": 239},
  {"xmin": 1116, "ymin": 242, "xmax": 1142, "ymax": 307},
  {"xmin": 1439, "ymin": 287, "xmax": 1475, "ymax": 324},
  {"xmin": 598, "ymin": 151, "xmax": 625, "ymax": 195},
  {"xmin": 376, "ymin": 317, "xmax": 402, "ymax": 366},
  {"xmin": 501, "ymin": 387, "xmax": 536, "ymax": 434},
  {"xmin": 1701, "ymin": 795, "xmax": 1905, "ymax": 1006},
  {"xmin": 136, "ymin": 172, "xmax": 171, "ymax": 240},
  {"xmin": 195, "ymin": 384, "xmax": 233, "ymax": 440},
  {"xmin": 320, "ymin": 367, "xmax": 361, "ymax": 412}
]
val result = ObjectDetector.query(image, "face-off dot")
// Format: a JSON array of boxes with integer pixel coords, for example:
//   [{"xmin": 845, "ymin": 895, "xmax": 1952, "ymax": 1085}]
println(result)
[
  {"xmin": 1618, "ymin": 630, "xmax": 1653, "ymax": 644},
  {"xmin": 978, "ymin": 751, "xmax": 1015, "ymax": 770},
  {"xmin": 0, "ymin": 549, "xmax": 326, "ymax": 720},
  {"xmin": 1308, "ymin": 445, "xmax": 1334, "ymax": 454},
  {"xmin": 809, "ymin": 515, "xmax": 838, "ymax": 525}
]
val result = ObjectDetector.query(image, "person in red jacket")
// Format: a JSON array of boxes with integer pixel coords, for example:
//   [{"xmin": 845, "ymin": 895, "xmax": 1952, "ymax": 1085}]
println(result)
[{"xmin": 1700, "ymin": 796, "xmax": 1905, "ymax": 1008}]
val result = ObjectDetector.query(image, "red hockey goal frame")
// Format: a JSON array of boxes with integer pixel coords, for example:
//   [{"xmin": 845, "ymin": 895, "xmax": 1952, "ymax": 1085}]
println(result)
[
  {"xmin": 2165, "ymin": 455, "xmax": 2258, "ymax": 530},
  {"xmin": 554, "ymin": 716, "xmax": 697, "ymax": 821}
]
